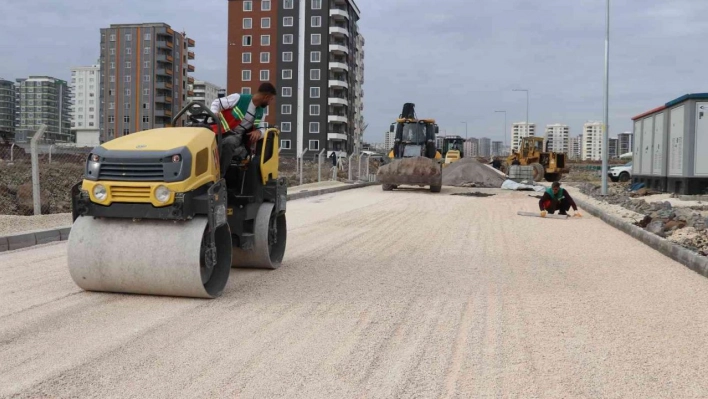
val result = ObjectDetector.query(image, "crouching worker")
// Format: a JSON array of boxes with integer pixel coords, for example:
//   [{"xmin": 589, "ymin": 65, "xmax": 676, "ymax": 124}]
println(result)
[
  {"xmin": 209, "ymin": 82, "xmax": 277, "ymax": 177},
  {"xmin": 539, "ymin": 181, "xmax": 582, "ymax": 217}
]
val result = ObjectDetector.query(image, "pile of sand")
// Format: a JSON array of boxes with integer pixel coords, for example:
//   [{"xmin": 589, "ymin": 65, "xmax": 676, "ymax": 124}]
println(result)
[{"xmin": 442, "ymin": 158, "xmax": 506, "ymax": 188}]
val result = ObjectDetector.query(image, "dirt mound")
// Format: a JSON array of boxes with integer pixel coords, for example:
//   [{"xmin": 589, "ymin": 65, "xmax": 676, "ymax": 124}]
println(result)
[{"xmin": 442, "ymin": 158, "xmax": 506, "ymax": 188}]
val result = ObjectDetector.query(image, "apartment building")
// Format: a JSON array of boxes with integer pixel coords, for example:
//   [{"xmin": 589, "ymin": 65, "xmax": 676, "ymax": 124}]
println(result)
[
  {"xmin": 582, "ymin": 121, "xmax": 603, "ymax": 161},
  {"xmin": 188, "ymin": 79, "xmax": 223, "ymax": 106},
  {"xmin": 0, "ymin": 79, "xmax": 15, "ymax": 139},
  {"xmin": 609, "ymin": 137, "xmax": 619, "ymax": 159},
  {"xmin": 463, "ymin": 140, "xmax": 477, "ymax": 157},
  {"xmin": 491, "ymin": 141, "xmax": 503, "ymax": 157},
  {"xmin": 617, "ymin": 132, "xmax": 633, "ymax": 155},
  {"xmin": 70, "ymin": 64, "xmax": 101, "ymax": 146},
  {"xmin": 544, "ymin": 123, "xmax": 569, "ymax": 153},
  {"xmin": 511, "ymin": 122, "xmax": 535, "ymax": 152},
  {"xmin": 384, "ymin": 128, "xmax": 395, "ymax": 150},
  {"xmin": 99, "ymin": 23, "xmax": 195, "ymax": 142},
  {"xmin": 226, "ymin": 0, "xmax": 364, "ymax": 157},
  {"xmin": 568, "ymin": 136, "xmax": 581, "ymax": 159},
  {"xmin": 478, "ymin": 137, "xmax": 491, "ymax": 157},
  {"xmin": 14, "ymin": 76, "xmax": 72, "ymax": 143}
]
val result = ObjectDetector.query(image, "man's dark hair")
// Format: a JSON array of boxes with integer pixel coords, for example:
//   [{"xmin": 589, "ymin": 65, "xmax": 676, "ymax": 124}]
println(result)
[
  {"xmin": 258, "ymin": 82, "xmax": 277, "ymax": 96},
  {"xmin": 552, "ymin": 181, "xmax": 561, "ymax": 189}
]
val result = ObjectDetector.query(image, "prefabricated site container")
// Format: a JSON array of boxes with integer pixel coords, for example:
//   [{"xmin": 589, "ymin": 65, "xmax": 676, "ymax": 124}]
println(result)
[
  {"xmin": 631, "ymin": 105, "xmax": 668, "ymax": 191},
  {"xmin": 631, "ymin": 93, "xmax": 708, "ymax": 195}
]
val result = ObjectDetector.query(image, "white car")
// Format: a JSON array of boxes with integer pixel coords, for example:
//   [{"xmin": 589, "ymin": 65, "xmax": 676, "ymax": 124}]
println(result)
[{"xmin": 608, "ymin": 161, "xmax": 632, "ymax": 182}]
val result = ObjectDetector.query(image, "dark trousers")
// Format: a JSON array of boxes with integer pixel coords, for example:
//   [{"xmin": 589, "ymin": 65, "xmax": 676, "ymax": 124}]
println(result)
[
  {"xmin": 219, "ymin": 132, "xmax": 248, "ymax": 177},
  {"xmin": 543, "ymin": 198, "xmax": 571, "ymax": 215}
]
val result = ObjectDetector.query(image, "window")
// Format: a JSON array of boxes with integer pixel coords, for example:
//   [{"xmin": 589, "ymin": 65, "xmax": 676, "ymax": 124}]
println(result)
[
  {"xmin": 242, "ymin": 70, "xmax": 251, "ymax": 81},
  {"xmin": 125, "ymin": 76, "xmax": 131, "ymax": 82},
  {"xmin": 144, "ymin": 61, "xmax": 150, "ymax": 68},
  {"xmin": 243, "ymin": 35, "xmax": 252, "ymax": 46},
  {"xmin": 243, "ymin": 52, "xmax": 252, "ymax": 63},
  {"xmin": 110, "ymin": 76, "xmax": 115, "ymax": 82},
  {"xmin": 110, "ymin": 34, "xmax": 116, "ymax": 41},
  {"xmin": 309, "ymin": 140, "xmax": 320, "ymax": 150},
  {"xmin": 125, "ymin": 89, "xmax": 131, "ymax": 95},
  {"xmin": 143, "ymin": 103, "xmax": 150, "ymax": 109},
  {"xmin": 281, "ymin": 122, "xmax": 292, "ymax": 132},
  {"xmin": 125, "ymin": 102, "xmax": 130, "ymax": 109},
  {"xmin": 282, "ymin": 52, "xmax": 293, "ymax": 62},
  {"xmin": 143, "ymin": 115, "xmax": 150, "ymax": 123},
  {"xmin": 311, "ymin": 0, "xmax": 322, "ymax": 9},
  {"xmin": 261, "ymin": 0, "xmax": 271, "ymax": 11},
  {"xmin": 311, "ymin": 16, "xmax": 321, "ymax": 27},
  {"xmin": 125, "ymin": 34, "xmax": 132, "ymax": 41},
  {"xmin": 283, "ymin": 34, "xmax": 293, "ymax": 44},
  {"xmin": 282, "ymin": 69, "xmax": 293, "ymax": 79},
  {"xmin": 144, "ymin": 33, "xmax": 151, "ymax": 40},
  {"xmin": 124, "ymin": 115, "xmax": 130, "ymax": 123},
  {"xmin": 126, "ymin": 48, "xmax": 132, "ymax": 55},
  {"xmin": 309, "ymin": 122, "xmax": 320, "ymax": 133},
  {"xmin": 280, "ymin": 140, "xmax": 291, "ymax": 149},
  {"xmin": 123, "ymin": 128, "xmax": 130, "ymax": 135},
  {"xmin": 144, "ymin": 75, "xmax": 150, "ymax": 82},
  {"xmin": 310, "ymin": 51, "xmax": 321, "ymax": 62},
  {"xmin": 310, "ymin": 87, "xmax": 320, "ymax": 98},
  {"xmin": 126, "ymin": 61, "xmax": 131, "ymax": 68},
  {"xmin": 311, "ymin": 34, "xmax": 321, "ymax": 45},
  {"xmin": 260, "ymin": 52, "xmax": 270, "ymax": 63},
  {"xmin": 282, "ymin": 87, "xmax": 292, "ymax": 97},
  {"xmin": 284, "ymin": 0, "xmax": 293, "ymax": 9},
  {"xmin": 260, "ymin": 70, "xmax": 269, "ymax": 81},
  {"xmin": 282, "ymin": 104, "xmax": 292, "ymax": 114},
  {"xmin": 261, "ymin": 18, "xmax": 270, "ymax": 29},
  {"xmin": 261, "ymin": 35, "xmax": 270, "ymax": 46},
  {"xmin": 242, "ymin": 87, "xmax": 251, "ymax": 94},
  {"xmin": 144, "ymin": 47, "xmax": 150, "ymax": 54},
  {"xmin": 243, "ymin": 18, "xmax": 252, "ymax": 29},
  {"xmin": 309, "ymin": 104, "xmax": 320, "ymax": 115},
  {"xmin": 108, "ymin": 115, "xmax": 115, "ymax": 123},
  {"xmin": 283, "ymin": 16, "xmax": 294, "ymax": 27},
  {"xmin": 110, "ymin": 62, "xmax": 115, "ymax": 69},
  {"xmin": 243, "ymin": 1, "xmax": 252, "ymax": 11},
  {"xmin": 310, "ymin": 69, "xmax": 320, "ymax": 80},
  {"xmin": 143, "ymin": 88, "xmax": 149, "ymax": 95},
  {"xmin": 109, "ymin": 102, "xmax": 115, "ymax": 109}
]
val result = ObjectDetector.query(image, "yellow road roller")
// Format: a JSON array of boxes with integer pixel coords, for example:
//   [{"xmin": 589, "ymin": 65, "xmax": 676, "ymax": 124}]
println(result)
[{"xmin": 67, "ymin": 101, "xmax": 287, "ymax": 299}]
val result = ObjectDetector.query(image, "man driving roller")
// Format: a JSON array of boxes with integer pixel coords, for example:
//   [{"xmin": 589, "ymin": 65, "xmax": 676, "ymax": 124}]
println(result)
[{"xmin": 209, "ymin": 82, "xmax": 277, "ymax": 177}]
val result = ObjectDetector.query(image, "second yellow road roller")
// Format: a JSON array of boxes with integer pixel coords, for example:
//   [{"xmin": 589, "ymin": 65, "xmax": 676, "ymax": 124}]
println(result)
[{"xmin": 67, "ymin": 101, "xmax": 287, "ymax": 299}]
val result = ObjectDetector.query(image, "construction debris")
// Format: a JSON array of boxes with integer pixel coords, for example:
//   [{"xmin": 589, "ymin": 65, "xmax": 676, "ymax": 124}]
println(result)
[{"xmin": 451, "ymin": 192, "xmax": 496, "ymax": 198}]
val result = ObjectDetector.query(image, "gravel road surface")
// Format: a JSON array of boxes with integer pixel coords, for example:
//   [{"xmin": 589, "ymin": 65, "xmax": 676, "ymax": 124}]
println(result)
[{"xmin": 4, "ymin": 186, "xmax": 708, "ymax": 398}]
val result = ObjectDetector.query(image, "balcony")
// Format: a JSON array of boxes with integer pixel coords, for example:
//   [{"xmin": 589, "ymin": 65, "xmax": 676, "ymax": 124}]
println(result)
[
  {"xmin": 328, "ymin": 97, "xmax": 348, "ymax": 106},
  {"xmin": 155, "ymin": 96, "xmax": 172, "ymax": 104},
  {"xmin": 328, "ymin": 79, "xmax": 349, "ymax": 89},
  {"xmin": 187, "ymin": 90, "xmax": 195, "ymax": 97},
  {"xmin": 187, "ymin": 38, "xmax": 195, "ymax": 47},
  {"xmin": 156, "ymin": 81, "xmax": 173, "ymax": 89},
  {"xmin": 188, "ymin": 51, "xmax": 195, "ymax": 60},
  {"xmin": 328, "ymin": 133, "xmax": 348, "ymax": 141},
  {"xmin": 330, "ymin": 8, "xmax": 349, "ymax": 20},
  {"xmin": 166, "ymin": 27, "xmax": 174, "ymax": 35},
  {"xmin": 154, "ymin": 109, "xmax": 172, "ymax": 117},
  {"xmin": 157, "ymin": 41, "xmax": 173, "ymax": 49},
  {"xmin": 187, "ymin": 76, "xmax": 195, "ymax": 84},
  {"xmin": 329, "ymin": 44, "xmax": 349, "ymax": 55},
  {"xmin": 329, "ymin": 26, "xmax": 349, "ymax": 37},
  {"xmin": 328, "ymin": 115, "xmax": 348, "ymax": 124},
  {"xmin": 187, "ymin": 64, "xmax": 195, "ymax": 72},
  {"xmin": 328, "ymin": 61, "xmax": 348, "ymax": 72},
  {"xmin": 157, "ymin": 54, "xmax": 174, "ymax": 63}
]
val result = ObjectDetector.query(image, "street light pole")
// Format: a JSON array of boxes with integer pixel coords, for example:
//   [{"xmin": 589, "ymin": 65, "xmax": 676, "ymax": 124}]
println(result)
[
  {"xmin": 461, "ymin": 121, "xmax": 468, "ymax": 140},
  {"xmin": 494, "ymin": 110, "xmax": 507, "ymax": 153},
  {"xmin": 601, "ymin": 0, "xmax": 611, "ymax": 196}
]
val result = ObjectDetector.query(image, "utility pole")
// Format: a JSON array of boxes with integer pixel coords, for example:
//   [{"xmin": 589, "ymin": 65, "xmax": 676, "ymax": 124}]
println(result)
[
  {"xmin": 601, "ymin": 0, "xmax": 611, "ymax": 196},
  {"xmin": 461, "ymin": 121, "xmax": 468, "ymax": 140},
  {"xmin": 513, "ymin": 88, "xmax": 529, "ymax": 139}
]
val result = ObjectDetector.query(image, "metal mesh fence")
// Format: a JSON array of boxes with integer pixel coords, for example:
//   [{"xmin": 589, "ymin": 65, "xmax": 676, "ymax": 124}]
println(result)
[{"xmin": 0, "ymin": 142, "xmax": 91, "ymax": 215}]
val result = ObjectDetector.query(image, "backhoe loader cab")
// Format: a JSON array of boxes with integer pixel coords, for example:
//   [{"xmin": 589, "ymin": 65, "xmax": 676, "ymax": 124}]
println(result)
[{"xmin": 441, "ymin": 136, "xmax": 465, "ymax": 166}]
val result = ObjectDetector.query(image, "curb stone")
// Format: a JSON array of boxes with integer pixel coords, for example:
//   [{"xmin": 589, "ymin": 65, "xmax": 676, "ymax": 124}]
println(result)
[
  {"xmin": 0, "ymin": 181, "xmax": 377, "ymax": 253},
  {"xmin": 574, "ymin": 196, "xmax": 708, "ymax": 278}
]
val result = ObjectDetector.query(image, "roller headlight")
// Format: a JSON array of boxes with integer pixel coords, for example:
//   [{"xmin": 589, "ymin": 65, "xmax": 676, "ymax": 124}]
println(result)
[
  {"xmin": 93, "ymin": 184, "xmax": 107, "ymax": 201},
  {"xmin": 155, "ymin": 185, "xmax": 171, "ymax": 203}
]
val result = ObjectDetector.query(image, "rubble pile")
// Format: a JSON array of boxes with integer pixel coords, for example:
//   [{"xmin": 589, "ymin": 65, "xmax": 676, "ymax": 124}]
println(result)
[
  {"xmin": 577, "ymin": 182, "xmax": 708, "ymax": 256},
  {"xmin": 442, "ymin": 158, "xmax": 506, "ymax": 188}
]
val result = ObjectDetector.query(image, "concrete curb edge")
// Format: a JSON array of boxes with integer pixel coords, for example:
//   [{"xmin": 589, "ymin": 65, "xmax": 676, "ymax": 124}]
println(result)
[
  {"xmin": 574, "ymin": 196, "xmax": 708, "ymax": 278},
  {"xmin": 0, "ymin": 181, "xmax": 377, "ymax": 254}
]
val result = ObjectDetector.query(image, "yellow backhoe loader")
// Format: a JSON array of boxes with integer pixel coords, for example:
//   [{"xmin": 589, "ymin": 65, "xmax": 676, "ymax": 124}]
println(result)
[{"xmin": 504, "ymin": 136, "xmax": 569, "ymax": 182}]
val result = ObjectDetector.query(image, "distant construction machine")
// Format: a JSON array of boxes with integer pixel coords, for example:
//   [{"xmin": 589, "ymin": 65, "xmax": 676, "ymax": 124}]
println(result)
[
  {"xmin": 505, "ymin": 136, "xmax": 569, "ymax": 182},
  {"xmin": 440, "ymin": 136, "xmax": 465, "ymax": 167},
  {"xmin": 377, "ymin": 103, "xmax": 443, "ymax": 192}
]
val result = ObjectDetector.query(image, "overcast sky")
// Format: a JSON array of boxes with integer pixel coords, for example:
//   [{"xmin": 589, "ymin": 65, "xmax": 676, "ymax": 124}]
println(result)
[{"xmin": 2, "ymin": 0, "xmax": 707, "ymax": 145}]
